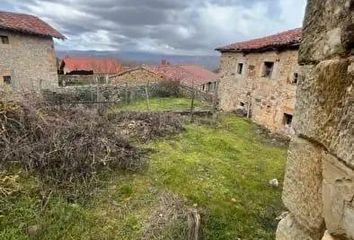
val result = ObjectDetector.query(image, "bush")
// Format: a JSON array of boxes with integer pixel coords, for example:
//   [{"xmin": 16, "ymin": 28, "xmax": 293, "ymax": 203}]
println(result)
[
  {"xmin": 155, "ymin": 80, "xmax": 181, "ymax": 97},
  {"xmin": 0, "ymin": 91, "xmax": 145, "ymax": 198},
  {"xmin": 108, "ymin": 111, "xmax": 184, "ymax": 142}
]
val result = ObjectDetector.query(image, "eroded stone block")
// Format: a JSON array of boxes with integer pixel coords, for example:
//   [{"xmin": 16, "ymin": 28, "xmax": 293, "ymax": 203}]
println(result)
[
  {"xmin": 299, "ymin": 0, "xmax": 353, "ymax": 63},
  {"xmin": 322, "ymin": 231, "xmax": 338, "ymax": 240},
  {"xmin": 294, "ymin": 59, "xmax": 354, "ymax": 168},
  {"xmin": 322, "ymin": 152, "xmax": 354, "ymax": 239},
  {"xmin": 282, "ymin": 137, "xmax": 324, "ymax": 232},
  {"xmin": 276, "ymin": 214, "xmax": 319, "ymax": 240}
]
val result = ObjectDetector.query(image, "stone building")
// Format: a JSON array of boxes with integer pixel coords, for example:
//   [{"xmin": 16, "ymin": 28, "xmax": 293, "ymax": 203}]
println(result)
[
  {"xmin": 148, "ymin": 63, "xmax": 218, "ymax": 93},
  {"xmin": 216, "ymin": 28, "xmax": 302, "ymax": 135},
  {"xmin": 178, "ymin": 65, "xmax": 218, "ymax": 93},
  {"xmin": 0, "ymin": 11, "xmax": 64, "ymax": 91},
  {"xmin": 110, "ymin": 67, "xmax": 165, "ymax": 85},
  {"xmin": 276, "ymin": 0, "xmax": 353, "ymax": 239}
]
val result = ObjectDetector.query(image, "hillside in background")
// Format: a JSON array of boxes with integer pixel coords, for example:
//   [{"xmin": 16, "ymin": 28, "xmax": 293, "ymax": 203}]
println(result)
[{"xmin": 57, "ymin": 50, "xmax": 220, "ymax": 70}]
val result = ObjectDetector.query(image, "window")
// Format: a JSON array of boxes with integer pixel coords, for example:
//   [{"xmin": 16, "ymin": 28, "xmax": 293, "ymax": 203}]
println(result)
[
  {"xmin": 0, "ymin": 36, "xmax": 9, "ymax": 44},
  {"xmin": 263, "ymin": 61, "xmax": 274, "ymax": 78},
  {"xmin": 283, "ymin": 113, "xmax": 293, "ymax": 126},
  {"xmin": 237, "ymin": 63, "xmax": 244, "ymax": 74},
  {"xmin": 292, "ymin": 73, "xmax": 299, "ymax": 84},
  {"xmin": 3, "ymin": 76, "xmax": 11, "ymax": 85},
  {"xmin": 207, "ymin": 82, "xmax": 212, "ymax": 91},
  {"xmin": 240, "ymin": 102, "xmax": 245, "ymax": 107}
]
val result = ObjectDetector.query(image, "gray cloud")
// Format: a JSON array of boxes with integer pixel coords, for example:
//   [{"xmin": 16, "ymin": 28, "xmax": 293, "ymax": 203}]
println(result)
[{"xmin": 0, "ymin": 0, "xmax": 306, "ymax": 55}]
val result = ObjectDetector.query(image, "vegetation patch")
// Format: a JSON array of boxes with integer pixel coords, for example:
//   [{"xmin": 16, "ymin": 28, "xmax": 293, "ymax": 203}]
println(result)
[
  {"xmin": 0, "ymin": 92, "xmax": 184, "ymax": 200},
  {"xmin": 1, "ymin": 95, "xmax": 287, "ymax": 240},
  {"xmin": 0, "ymin": 94, "xmax": 143, "ymax": 198},
  {"xmin": 147, "ymin": 114, "xmax": 288, "ymax": 239},
  {"xmin": 108, "ymin": 111, "xmax": 185, "ymax": 142}
]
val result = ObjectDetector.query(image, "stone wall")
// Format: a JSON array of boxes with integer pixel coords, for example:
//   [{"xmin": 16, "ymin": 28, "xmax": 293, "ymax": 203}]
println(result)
[
  {"xmin": 59, "ymin": 74, "xmax": 109, "ymax": 86},
  {"xmin": 218, "ymin": 49, "xmax": 300, "ymax": 135},
  {"xmin": 0, "ymin": 30, "xmax": 58, "ymax": 91},
  {"xmin": 276, "ymin": 0, "xmax": 353, "ymax": 239}
]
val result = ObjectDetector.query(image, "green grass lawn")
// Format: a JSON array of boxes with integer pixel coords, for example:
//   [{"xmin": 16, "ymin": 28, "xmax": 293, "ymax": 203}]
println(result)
[
  {"xmin": 1, "ymin": 114, "xmax": 287, "ymax": 240},
  {"xmin": 148, "ymin": 115, "xmax": 287, "ymax": 239},
  {"xmin": 112, "ymin": 97, "xmax": 210, "ymax": 112}
]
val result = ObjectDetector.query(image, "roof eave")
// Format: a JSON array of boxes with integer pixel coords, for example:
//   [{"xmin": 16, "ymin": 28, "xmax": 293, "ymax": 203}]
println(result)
[
  {"xmin": 0, "ymin": 26, "xmax": 66, "ymax": 40},
  {"xmin": 216, "ymin": 42, "xmax": 301, "ymax": 54}
]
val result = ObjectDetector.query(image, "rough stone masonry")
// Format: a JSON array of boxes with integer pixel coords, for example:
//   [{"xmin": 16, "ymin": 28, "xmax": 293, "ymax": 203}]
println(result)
[
  {"xmin": 0, "ymin": 29, "xmax": 58, "ymax": 91},
  {"xmin": 276, "ymin": 0, "xmax": 353, "ymax": 239}
]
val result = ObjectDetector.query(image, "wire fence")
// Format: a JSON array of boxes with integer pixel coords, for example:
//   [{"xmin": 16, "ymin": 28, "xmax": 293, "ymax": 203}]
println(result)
[{"xmin": 46, "ymin": 80, "xmax": 216, "ymax": 106}]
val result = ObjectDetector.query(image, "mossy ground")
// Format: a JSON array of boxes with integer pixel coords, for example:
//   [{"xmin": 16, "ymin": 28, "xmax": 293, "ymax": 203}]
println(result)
[{"xmin": 1, "ymin": 98, "xmax": 287, "ymax": 240}]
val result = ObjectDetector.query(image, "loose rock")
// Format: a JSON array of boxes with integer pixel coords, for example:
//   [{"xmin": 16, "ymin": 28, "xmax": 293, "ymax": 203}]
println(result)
[{"xmin": 269, "ymin": 178, "xmax": 279, "ymax": 188}]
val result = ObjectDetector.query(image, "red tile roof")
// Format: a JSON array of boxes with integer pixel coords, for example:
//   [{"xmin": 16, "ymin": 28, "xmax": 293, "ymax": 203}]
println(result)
[
  {"xmin": 0, "ymin": 11, "xmax": 65, "ymax": 39},
  {"xmin": 147, "ymin": 64, "xmax": 217, "ymax": 87},
  {"xmin": 216, "ymin": 28, "xmax": 302, "ymax": 53},
  {"xmin": 179, "ymin": 65, "xmax": 218, "ymax": 85},
  {"xmin": 61, "ymin": 57, "xmax": 123, "ymax": 74}
]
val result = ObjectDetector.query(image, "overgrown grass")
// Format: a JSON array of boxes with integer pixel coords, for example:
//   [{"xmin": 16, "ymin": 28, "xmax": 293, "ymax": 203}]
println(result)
[
  {"xmin": 0, "ymin": 171, "xmax": 159, "ymax": 240},
  {"xmin": 1, "ymin": 109, "xmax": 287, "ymax": 239},
  {"xmin": 112, "ymin": 97, "xmax": 210, "ymax": 112},
  {"xmin": 148, "ymin": 115, "xmax": 287, "ymax": 239}
]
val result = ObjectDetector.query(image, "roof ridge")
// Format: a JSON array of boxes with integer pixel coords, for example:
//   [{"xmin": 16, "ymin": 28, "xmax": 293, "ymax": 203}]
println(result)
[
  {"xmin": 216, "ymin": 27, "xmax": 302, "ymax": 53},
  {"xmin": 0, "ymin": 10, "xmax": 35, "ymax": 17},
  {"xmin": 0, "ymin": 10, "xmax": 46, "ymax": 23},
  {"xmin": 236, "ymin": 27, "xmax": 302, "ymax": 44},
  {"xmin": 0, "ymin": 10, "xmax": 65, "ymax": 39}
]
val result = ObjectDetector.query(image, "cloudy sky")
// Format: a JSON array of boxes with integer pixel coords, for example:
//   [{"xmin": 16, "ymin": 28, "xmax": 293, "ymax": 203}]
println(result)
[{"xmin": 1, "ymin": 0, "xmax": 306, "ymax": 55}]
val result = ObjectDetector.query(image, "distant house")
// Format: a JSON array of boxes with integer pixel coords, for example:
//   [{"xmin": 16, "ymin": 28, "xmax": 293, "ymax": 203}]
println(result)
[
  {"xmin": 110, "ymin": 67, "xmax": 165, "ymax": 85},
  {"xmin": 179, "ymin": 65, "xmax": 218, "ymax": 92},
  {"xmin": 216, "ymin": 28, "xmax": 302, "ymax": 135},
  {"xmin": 0, "ymin": 11, "xmax": 65, "ymax": 90},
  {"xmin": 109, "ymin": 61, "xmax": 218, "ymax": 92},
  {"xmin": 59, "ymin": 57, "xmax": 123, "ymax": 85},
  {"xmin": 148, "ymin": 61, "xmax": 218, "ymax": 93}
]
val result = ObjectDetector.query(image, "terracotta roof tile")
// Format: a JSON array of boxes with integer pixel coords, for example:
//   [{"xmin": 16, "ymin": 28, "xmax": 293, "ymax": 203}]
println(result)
[
  {"xmin": 111, "ymin": 67, "xmax": 165, "ymax": 78},
  {"xmin": 147, "ymin": 64, "xmax": 217, "ymax": 86},
  {"xmin": 0, "ymin": 11, "xmax": 65, "ymax": 39},
  {"xmin": 62, "ymin": 57, "xmax": 123, "ymax": 74},
  {"xmin": 216, "ymin": 28, "xmax": 302, "ymax": 53},
  {"xmin": 179, "ymin": 65, "xmax": 218, "ymax": 84}
]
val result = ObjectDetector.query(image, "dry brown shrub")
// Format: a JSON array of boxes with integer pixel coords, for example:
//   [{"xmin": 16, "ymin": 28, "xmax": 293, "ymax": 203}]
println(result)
[
  {"xmin": 0, "ymin": 91, "xmax": 185, "ymax": 199},
  {"xmin": 141, "ymin": 191, "xmax": 201, "ymax": 240},
  {"xmin": 155, "ymin": 80, "xmax": 181, "ymax": 97},
  {"xmin": 142, "ymin": 192, "xmax": 189, "ymax": 240},
  {"xmin": 0, "ymin": 91, "xmax": 145, "ymax": 198},
  {"xmin": 108, "ymin": 111, "xmax": 184, "ymax": 142}
]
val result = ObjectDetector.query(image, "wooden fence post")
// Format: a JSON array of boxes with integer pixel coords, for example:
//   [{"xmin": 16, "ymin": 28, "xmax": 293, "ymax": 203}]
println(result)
[
  {"xmin": 212, "ymin": 81, "xmax": 219, "ymax": 124},
  {"xmin": 190, "ymin": 83, "xmax": 196, "ymax": 123},
  {"xmin": 247, "ymin": 92, "xmax": 252, "ymax": 119},
  {"xmin": 145, "ymin": 80, "xmax": 151, "ymax": 112},
  {"xmin": 125, "ymin": 82, "xmax": 129, "ymax": 104},
  {"xmin": 188, "ymin": 209, "xmax": 201, "ymax": 240}
]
